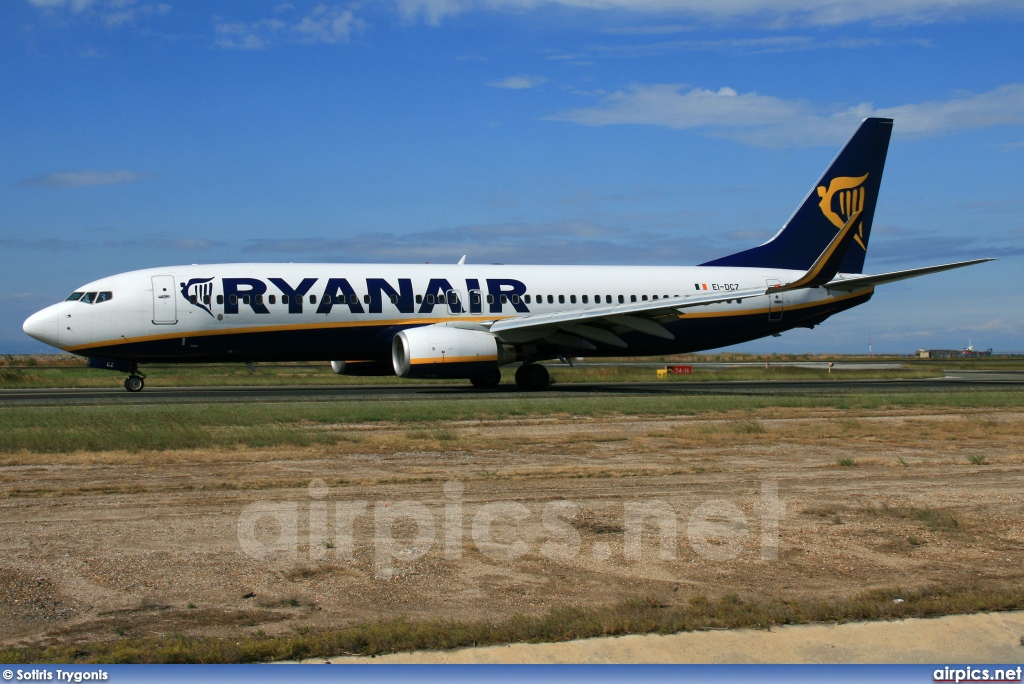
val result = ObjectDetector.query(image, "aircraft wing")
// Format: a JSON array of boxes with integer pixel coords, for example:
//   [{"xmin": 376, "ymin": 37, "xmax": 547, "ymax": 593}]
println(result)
[
  {"xmin": 824, "ymin": 259, "xmax": 995, "ymax": 291},
  {"xmin": 487, "ymin": 286, "xmax": 767, "ymax": 348}
]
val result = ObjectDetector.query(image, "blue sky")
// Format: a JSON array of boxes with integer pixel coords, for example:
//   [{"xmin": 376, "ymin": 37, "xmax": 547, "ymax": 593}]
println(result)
[{"xmin": 2, "ymin": 0, "xmax": 1022, "ymax": 354}]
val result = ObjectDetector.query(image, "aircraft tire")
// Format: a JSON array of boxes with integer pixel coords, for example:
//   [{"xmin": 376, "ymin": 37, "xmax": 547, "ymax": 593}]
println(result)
[
  {"xmin": 514, "ymin": 363, "xmax": 549, "ymax": 391},
  {"xmin": 125, "ymin": 376, "xmax": 144, "ymax": 392},
  {"xmin": 470, "ymin": 368, "xmax": 502, "ymax": 388}
]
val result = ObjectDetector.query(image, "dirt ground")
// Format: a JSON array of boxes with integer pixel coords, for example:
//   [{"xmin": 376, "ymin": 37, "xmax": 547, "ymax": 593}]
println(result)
[{"xmin": 2, "ymin": 406, "xmax": 1024, "ymax": 653}]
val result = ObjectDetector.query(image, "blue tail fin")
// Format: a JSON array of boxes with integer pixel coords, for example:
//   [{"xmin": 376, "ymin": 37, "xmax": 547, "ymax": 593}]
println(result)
[{"xmin": 701, "ymin": 117, "xmax": 893, "ymax": 274}]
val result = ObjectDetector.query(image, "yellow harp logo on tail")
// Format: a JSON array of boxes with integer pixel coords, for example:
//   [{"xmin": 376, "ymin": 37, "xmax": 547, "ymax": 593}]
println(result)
[{"xmin": 817, "ymin": 173, "xmax": 869, "ymax": 251}]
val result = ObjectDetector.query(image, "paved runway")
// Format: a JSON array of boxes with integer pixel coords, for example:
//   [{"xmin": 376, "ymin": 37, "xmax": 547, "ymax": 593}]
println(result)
[{"xmin": 1, "ymin": 370, "xmax": 1022, "ymax": 406}]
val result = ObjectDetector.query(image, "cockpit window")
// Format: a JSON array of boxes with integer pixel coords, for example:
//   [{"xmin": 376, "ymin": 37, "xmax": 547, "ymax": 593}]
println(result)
[
  {"xmin": 80, "ymin": 292, "xmax": 97, "ymax": 304},
  {"xmin": 96, "ymin": 291, "xmax": 113, "ymax": 303},
  {"xmin": 66, "ymin": 292, "xmax": 84, "ymax": 301}
]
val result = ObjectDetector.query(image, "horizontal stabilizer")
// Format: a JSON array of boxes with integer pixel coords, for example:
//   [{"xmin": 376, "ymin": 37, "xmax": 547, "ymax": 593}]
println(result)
[{"xmin": 825, "ymin": 258, "xmax": 995, "ymax": 291}]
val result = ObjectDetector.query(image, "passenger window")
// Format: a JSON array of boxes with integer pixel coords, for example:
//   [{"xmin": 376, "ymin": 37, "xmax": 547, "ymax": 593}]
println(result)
[
  {"xmin": 229, "ymin": 295, "xmax": 237, "ymax": 305},
  {"xmin": 309, "ymin": 295, "xmax": 317, "ymax": 304},
  {"xmin": 558, "ymin": 295, "xmax": 565, "ymax": 304},
  {"xmin": 416, "ymin": 294, "xmax": 423, "ymax": 304},
  {"xmin": 606, "ymin": 295, "xmax": 612, "ymax": 304},
  {"xmin": 486, "ymin": 294, "xmax": 494, "ymax": 304},
  {"xmin": 630, "ymin": 295, "xmax": 636, "ymax": 303},
  {"xmin": 391, "ymin": 294, "xmax": 399, "ymax": 304},
  {"xmin": 217, "ymin": 295, "xmax": 224, "ymax": 305},
  {"xmin": 547, "ymin": 295, "xmax": 553, "ymax": 304},
  {"xmin": 282, "ymin": 294, "xmax": 290, "ymax": 304},
  {"xmin": 80, "ymin": 292, "xmax": 96, "ymax": 304},
  {"xmin": 364, "ymin": 294, "xmax": 371, "ymax": 304},
  {"xmin": 66, "ymin": 292, "xmax": 84, "ymax": 301},
  {"xmin": 472, "ymin": 293, "xmax": 481, "ymax": 305},
  {"xmin": 438, "ymin": 294, "xmax": 446, "ymax": 304},
  {"xmin": 653, "ymin": 295, "xmax": 659, "ymax": 300},
  {"xmin": 190, "ymin": 294, "xmax": 198, "ymax": 304},
  {"xmin": 268, "ymin": 295, "xmax": 276, "ymax": 304},
  {"xmin": 297, "ymin": 295, "xmax": 304, "ymax": 304},
  {"xmin": 203, "ymin": 295, "xmax": 210, "ymax": 305},
  {"xmin": 582, "ymin": 295, "xmax": 588, "ymax": 304},
  {"xmin": 618, "ymin": 295, "xmax": 624, "ymax": 304},
  {"xmin": 350, "ymin": 294, "xmax": 359, "ymax": 305},
  {"xmin": 642, "ymin": 295, "xmax": 648, "ymax": 301},
  {"xmin": 426, "ymin": 294, "xmax": 435, "ymax": 304},
  {"xmin": 525, "ymin": 295, "xmax": 531, "ymax": 304},
  {"xmin": 255, "ymin": 295, "xmax": 263, "ymax": 304},
  {"xmin": 242, "ymin": 295, "xmax": 250, "ymax": 305},
  {"xmin": 500, "ymin": 294, "xmax": 507, "ymax": 304},
  {"xmin": 570, "ymin": 295, "xmax": 576, "ymax": 304}
]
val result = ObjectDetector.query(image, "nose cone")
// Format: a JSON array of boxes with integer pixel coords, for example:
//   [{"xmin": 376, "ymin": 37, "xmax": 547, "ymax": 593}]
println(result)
[{"xmin": 23, "ymin": 304, "xmax": 61, "ymax": 348}]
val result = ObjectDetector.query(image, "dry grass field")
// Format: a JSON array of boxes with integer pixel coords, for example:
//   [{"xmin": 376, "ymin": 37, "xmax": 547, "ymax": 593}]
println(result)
[{"xmin": 2, "ymin": 392, "xmax": 1023, "ymax": 662}]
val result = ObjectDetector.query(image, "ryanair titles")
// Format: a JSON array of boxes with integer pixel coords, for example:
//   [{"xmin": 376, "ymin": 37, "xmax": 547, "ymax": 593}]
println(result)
[{"xmin": 182, "ymin": 276, "xmax": 530, "ymax": 317}]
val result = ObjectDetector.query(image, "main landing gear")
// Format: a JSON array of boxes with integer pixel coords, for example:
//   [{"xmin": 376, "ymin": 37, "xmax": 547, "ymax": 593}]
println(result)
[
  {"xmin": 124, "ymin": 374, "xmax": 145, "ymax": 392},
  {"xmin": 514, "ymin": 363, "xmax": 549, "ymax": 391},
  {"xmin": 470, "ymin": 368, "xmax": 502, "ymax": 389}
]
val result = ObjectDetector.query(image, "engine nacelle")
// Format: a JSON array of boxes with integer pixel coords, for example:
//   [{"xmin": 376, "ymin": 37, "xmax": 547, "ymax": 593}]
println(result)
[{"xmin": 392, "ymin": 325, "xmax": 515, "ymax": 379}]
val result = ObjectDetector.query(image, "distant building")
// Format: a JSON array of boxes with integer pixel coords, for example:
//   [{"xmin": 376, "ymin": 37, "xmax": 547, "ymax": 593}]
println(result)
[{"xmin": 916, "ymin": 345, "xmax": 992, "ymax": 359}]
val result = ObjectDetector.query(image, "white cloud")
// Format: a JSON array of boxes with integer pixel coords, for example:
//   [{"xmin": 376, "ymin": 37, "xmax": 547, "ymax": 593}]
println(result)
[
  {"xmin": 214, "ymin": 5, "xmax": 364, "ymax": 49},
  {"xmin": 28, "ymin": 0, "xmax": 171, "ymax": 26},
  {"xmin": 394, "ymin": 0, "xmax": 1024, "ymax": 27},
  {"xmin": 487, "ymin": 74, "xmax": 548, "ymax": 89},
  {"xmin": 294, "ymin": 4, "xmax": 361, "ymax": 43},
  {"xmin": 549, "ymin": 83, "xmax": 1024, "ymax": 147},
  {"xmin": 239, "ymin": 220, "xmax": 725, "ymax": 265},
  {"xmin": 22, "ymin": 170, "xmax": 150, "ymax": 188}
]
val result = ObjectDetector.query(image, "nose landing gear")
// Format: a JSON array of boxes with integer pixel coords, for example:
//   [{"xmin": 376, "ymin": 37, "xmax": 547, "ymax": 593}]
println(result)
[{"xmin": 86, "ymin": 357, "xmax": 146, "ymax": 392}]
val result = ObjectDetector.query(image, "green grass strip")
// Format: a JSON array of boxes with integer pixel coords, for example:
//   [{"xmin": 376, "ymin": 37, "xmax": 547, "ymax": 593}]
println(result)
[
  {"xmin": 2, "ymin": 391, "xmax": 1022, "ymax": 453},
  {"xmin": 2, "ymin": 584, "xmax": 1021, "ymax": 664}
]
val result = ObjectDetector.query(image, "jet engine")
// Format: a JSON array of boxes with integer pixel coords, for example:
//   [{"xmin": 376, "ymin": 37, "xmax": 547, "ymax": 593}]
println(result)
[{"xmin": 392, "ymin": 324, "xmax": 515, "ymax": 379}]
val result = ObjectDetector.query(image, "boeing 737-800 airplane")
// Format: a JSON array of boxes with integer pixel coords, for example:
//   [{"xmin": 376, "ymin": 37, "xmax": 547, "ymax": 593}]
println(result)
[{"xmin": 23, "ymin": 118, "xmax": 991, "ymax": 391}]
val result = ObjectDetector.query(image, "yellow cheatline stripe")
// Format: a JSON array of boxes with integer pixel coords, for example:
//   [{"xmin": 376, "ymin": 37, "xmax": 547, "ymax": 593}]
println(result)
[
  {"xmin": 62, "ymin": 315, "xmax": 513, "ymax": 352},
  {"xmin": 678, "ymin": 288, "xmax": 872, "ymax": 319},
  {"xmin": 410, "ymin": 355, "xmax": 498, "ymax": 365}
]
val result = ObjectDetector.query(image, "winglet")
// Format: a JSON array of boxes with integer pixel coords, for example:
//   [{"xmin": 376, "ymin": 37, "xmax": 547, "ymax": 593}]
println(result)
[
  {"xmin": 772, "ymin": 210, "xmax": 862, "ymax": 293},
  {"xmin": 458, "ymin": 255, "xmax": 467, "ymax": 265}
]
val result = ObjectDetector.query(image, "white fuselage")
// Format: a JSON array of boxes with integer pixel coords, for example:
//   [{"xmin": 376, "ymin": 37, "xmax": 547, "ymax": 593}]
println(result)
[{"xmin": 23, "ymin": 262, "xmax": 872, "ymax": 365}]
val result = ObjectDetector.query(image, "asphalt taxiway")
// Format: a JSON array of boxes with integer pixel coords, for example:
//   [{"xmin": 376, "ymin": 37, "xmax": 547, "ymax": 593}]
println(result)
[{"xmin": 1, "ymin": 370, "xmax": 1021, "ymax": 406}]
